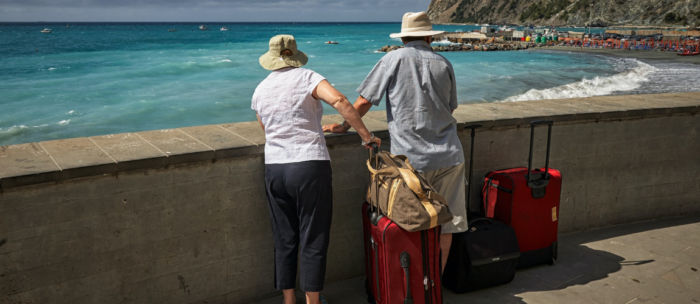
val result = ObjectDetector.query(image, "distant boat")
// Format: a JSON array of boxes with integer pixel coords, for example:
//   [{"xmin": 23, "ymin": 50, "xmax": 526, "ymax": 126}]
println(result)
[
  {"xmin": 168, "ymin": 29, "xmax": 177, "ymax": 32},
  {"xmin": 326, "ymin": 41, "xmax": 338, "ymax": 44},
  {"xmin": 220, "ymin": 27, "xmax": 229, "ymax": 31},
  {"xmin": 499, "ymin": 25, "xmax": 514, "ymax": 32},
  {"xmin": 40, "ymin": 28, "xmax": 51, "ymax": 33},
  {"xmin": 677, "ymin": 49, "xmax": 700, "ymax": 56},
  {"xmin": 199, "ymin": 25, "xmax": 207, "ymax": 31}
]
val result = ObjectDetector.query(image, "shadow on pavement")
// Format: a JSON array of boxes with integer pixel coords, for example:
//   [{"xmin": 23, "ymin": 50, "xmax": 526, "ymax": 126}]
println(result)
[{"xmin": 443, "ymin": 216, "xmax": 700, "ymax": 304}]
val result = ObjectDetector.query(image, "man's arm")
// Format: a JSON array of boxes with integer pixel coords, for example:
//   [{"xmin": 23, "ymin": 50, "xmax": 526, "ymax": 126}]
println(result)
[{"xmin": 322, "ymin": 95, "xmax": 373, "ymax": 133}]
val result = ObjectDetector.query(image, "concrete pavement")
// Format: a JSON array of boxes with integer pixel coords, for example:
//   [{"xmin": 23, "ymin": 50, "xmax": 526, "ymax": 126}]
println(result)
[{"xmin": 259, "ymin": 215, "xmax": 700, "ymax": 304}]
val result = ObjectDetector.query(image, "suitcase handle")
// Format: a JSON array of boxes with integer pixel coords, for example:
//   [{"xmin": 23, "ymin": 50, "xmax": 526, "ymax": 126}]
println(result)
[
  {"xmin": 527, "ymin": 121, "xmax": 553, "ymax": 199},
  {"xmin": 368, "ymin": 143, "xmax": 382, "ymax": 226},
  {"xmin": 531, "ymin": 120, "xmax": 554, "ymax": 127},
  {"xmin": 468, "ymin": 217, "xmax": 497, "ymax": 227},
  {"xmin": 464, "ymin": 124, "xmax": 482, "ymax": 214},
  {"xmin": 527, "ymin": 120, "xmax": 553, "ymax": 190},
  {"xmin": 400, "ymin": 252, "xmax": 413, "ymax": 304}
]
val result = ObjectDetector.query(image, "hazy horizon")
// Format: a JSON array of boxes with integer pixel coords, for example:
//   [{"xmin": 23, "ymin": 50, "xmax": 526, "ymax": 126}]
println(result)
[{"xmin": 0, "ymin": 0, "xmax": 429, "ymax": 22}]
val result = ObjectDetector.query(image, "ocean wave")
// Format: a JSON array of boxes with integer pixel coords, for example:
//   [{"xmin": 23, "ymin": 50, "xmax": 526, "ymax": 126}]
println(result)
[
  {"xmin": 218, "ymin": 59, "xmax": 232, "ymax": 63},
  {"xmin": 0, "ymin": 125, "xmax": 29, "ymax": 138},
  {"xmin": 0, "ymin": 125, "xmax": 28, "ymax": 133},
  {"xmin": 501, "ymin": 60, "xmax": 655, "ymax": 102},
  {"xmin": 58, "ymin": 120, "xmax": 70, "ymax": 125},
  {"xmin": 432, "ymin": 37, "xmax": 462, "ymax": 45}
]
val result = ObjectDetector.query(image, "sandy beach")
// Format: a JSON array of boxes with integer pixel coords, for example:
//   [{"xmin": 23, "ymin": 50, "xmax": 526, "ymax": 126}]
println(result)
[{"xmin": 545, "ymin": 45, "xmax": 700, "ymax": 64}]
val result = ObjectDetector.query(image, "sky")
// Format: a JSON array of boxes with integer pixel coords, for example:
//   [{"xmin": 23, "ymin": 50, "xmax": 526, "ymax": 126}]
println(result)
[{"xmin": 0, "ymin": 0, "xmax": 430, "ymax": 22}]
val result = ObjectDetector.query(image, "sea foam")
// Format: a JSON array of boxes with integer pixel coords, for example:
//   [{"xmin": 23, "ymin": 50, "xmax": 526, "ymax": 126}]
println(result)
[{"xmin": 501, "ymin": 60, "xmax": 655, "ymax": 102}]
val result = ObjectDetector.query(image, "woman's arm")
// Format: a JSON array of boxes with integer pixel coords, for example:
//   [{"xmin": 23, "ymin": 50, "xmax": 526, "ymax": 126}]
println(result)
[
  {"xmin": 312, "ymin": 80, "xmax": 380, "ymax": 148},
  {"xmin": 255, "ymin": 113, "xmax": 265, "ymax": 132}
]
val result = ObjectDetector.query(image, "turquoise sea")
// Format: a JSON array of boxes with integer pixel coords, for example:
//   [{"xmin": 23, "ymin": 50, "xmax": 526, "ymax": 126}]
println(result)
[{"xmin": 1, "ymin": 22, "xmax": 698, "ymax": 145}]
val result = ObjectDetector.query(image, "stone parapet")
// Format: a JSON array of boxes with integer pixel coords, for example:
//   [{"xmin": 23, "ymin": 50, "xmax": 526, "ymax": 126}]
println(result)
[
  {"xmin": 2, "ymin": 93, "xmax": 697, "ymax": 190},
  {"xmin": 1, "ymin": 92, "xmax": 699, "ymax": 304}
]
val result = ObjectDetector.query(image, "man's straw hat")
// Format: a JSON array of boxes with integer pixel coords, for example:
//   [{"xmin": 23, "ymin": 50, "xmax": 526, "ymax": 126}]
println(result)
[
  {"xmin": 390, "ymin": 12, "xmax": 445, "ymax": 38},
  {"xmin": 259, "ymin": 35, "xmax": 308, "ymax": 71}
]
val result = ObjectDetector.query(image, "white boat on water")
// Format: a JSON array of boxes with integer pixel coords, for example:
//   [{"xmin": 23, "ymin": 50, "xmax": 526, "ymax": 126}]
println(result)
[
  {"xmin": 498, "ymin": 25, "xmax": 514, "ymax": 32},
  {"xmin": 220, "ymin": 27, "xmax": 229, "ymax": 31},
  {"xmin": 199, "ymin": 25, "xmax": 207, "ymax": 31},
  {"xmin": 40, "ymin": 28, "xmax": 51, "ymax": 33}
]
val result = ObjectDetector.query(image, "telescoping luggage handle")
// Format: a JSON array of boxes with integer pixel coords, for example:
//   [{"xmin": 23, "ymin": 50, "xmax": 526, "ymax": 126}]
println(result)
[
  {"xmin": 527, "ymin": 120, "xmax": 553, "ymax": 199},
  {"xmin": 464, "ymin": 124, "xmax": 482, "ymax": 214},
  {"xmin": 367, "ymin": 143, "xmax": 383, "ymax": 226}
]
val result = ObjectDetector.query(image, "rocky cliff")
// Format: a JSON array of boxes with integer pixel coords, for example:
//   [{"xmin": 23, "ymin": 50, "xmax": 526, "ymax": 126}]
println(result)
[{"xmin": 427, "ymin": 0, "xmax": 700, "ymax": 27}]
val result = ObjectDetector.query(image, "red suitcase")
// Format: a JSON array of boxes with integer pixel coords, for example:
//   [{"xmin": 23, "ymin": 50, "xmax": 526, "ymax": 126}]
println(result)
[
  {"xmin": 361, "ymin": 146, "xmax": 443, "ymax": 304},
  {"xmin": 362, "ymin": 203, "xmax": 442, "ymax": 304},
  {"xmin": 483, "ymin": 120, "xmax": 562, "ymax": 269}
]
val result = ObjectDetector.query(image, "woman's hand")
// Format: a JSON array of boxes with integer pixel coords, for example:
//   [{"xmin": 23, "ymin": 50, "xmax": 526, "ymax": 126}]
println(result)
[{"xmin": 313, "ymin": 80, "xmax": 378, "ymax": 148}]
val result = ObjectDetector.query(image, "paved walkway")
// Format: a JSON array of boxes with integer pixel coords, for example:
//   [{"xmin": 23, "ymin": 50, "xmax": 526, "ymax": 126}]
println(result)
[{"xmin": 259, "ymin": 216, "xmax": 700, "ymax": 304}]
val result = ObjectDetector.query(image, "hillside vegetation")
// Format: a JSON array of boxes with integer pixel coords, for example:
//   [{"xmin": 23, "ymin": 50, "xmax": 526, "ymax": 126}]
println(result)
[{"xmin": 427, "ymin": 0, "xmax": 700, "ymax": 27}]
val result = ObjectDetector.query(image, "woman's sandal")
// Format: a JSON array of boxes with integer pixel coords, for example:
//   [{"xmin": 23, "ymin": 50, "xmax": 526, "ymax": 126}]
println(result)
[{"xmin": 319, "ymin": 294, "xmax": 329, "ymax": 304}]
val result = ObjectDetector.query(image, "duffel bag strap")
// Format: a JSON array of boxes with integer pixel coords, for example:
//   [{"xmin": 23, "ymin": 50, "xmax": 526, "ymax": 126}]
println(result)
[{"xmin": 379, "ymin": 152, "xmax": 439, "ymax": 229}]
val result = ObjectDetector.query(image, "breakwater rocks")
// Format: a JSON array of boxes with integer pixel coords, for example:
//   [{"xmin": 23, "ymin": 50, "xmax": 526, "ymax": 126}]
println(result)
[{"xmin": 378, "ymin": 43, "xmax": 540, "ymax": 53}]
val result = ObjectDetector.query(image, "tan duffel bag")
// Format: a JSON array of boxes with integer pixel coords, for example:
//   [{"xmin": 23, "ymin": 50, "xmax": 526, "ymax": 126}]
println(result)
[{"xmin": 366, "ymin": 151, "xmax": 454, "ymax": 232}]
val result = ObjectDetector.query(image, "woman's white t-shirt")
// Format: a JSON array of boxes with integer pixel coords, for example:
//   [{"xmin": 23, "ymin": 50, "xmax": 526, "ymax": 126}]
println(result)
[{"xmin": 252, "ymin": 67, "xmax": 330, "ymax": 164}]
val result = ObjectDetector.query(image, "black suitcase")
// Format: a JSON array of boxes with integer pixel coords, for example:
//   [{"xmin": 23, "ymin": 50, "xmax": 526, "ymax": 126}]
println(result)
[
  {"xmin": 442, "ymin": 125, "xmax": 520, "ymax": 293},
  {"xmin": 443, "ymin": 217, "xmax": 520, "ymax": 293}
]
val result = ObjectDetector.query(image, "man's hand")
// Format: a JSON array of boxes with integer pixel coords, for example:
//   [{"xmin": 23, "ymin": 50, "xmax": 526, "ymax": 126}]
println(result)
[{"xmin": 323, "ymin": 123, "xmax": 348, "ymax": 133}]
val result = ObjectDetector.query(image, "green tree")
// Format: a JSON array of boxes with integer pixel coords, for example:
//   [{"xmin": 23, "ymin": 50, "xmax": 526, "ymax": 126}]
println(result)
[{"xmin": 664, "ymin": 12, "xmax": 677, "ymax": 23}]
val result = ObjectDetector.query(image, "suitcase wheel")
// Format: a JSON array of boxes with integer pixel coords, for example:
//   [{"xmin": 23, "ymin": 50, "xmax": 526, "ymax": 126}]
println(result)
[
  {"xmin": 548, "ymin": 241, "xmax": 558, "ymax": 266},
  {"xmin": 367, "ymin": 295, "xmax": 376, "ymax": 304},
  {"xmin": 365, "ymin": 278, "xmax": 376, "ymax": 304}
]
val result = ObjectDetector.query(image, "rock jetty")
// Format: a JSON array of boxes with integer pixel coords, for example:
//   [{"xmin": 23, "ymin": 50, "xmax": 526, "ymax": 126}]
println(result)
[{"xmin": 378, "ymin": 42, "xmax": 541, "ymax": 53}]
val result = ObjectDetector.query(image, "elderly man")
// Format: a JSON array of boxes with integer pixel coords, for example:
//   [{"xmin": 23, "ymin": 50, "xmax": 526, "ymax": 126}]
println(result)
[{"xmin": 323, "ymin": 12, "xmax": 465, "ymax": 271}]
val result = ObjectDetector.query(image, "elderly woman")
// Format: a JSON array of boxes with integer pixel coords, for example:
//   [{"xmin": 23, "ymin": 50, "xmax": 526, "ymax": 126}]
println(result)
[{"xmin": 252, "ymin": 35, "xmax": 380, "ymax": 304}]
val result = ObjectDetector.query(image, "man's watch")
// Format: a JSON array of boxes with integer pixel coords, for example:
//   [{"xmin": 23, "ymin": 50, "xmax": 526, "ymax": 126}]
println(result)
[{"xmin": 341, "ymin": 120, "xmax": 351, "ymax": 131}]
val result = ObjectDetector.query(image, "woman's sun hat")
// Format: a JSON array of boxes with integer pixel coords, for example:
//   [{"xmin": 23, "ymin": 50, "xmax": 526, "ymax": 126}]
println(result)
[
  {"xmin": 259, "ymin": 34, "xmax": 309, "ymax": 71},
  {"xmin": 390, "ymin": 12, "xmax": 445, "ymax": 38}
]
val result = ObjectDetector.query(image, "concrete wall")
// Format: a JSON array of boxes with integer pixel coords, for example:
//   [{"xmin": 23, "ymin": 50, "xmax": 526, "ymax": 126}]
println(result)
[{"xmin": 1, "ymin": 93, "xmax": 699, "ymax": 303}]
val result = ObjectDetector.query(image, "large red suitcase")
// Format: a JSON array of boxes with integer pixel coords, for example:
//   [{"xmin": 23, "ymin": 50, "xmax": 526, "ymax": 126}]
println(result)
[
  {"xmin": 483, "ymin": 121, "xmax": 562, "ymax": 269},
  {"xmin": 362, "ymin": 203, "xmax": 442, "ymax": 304},
  {"xmin": 361, "ymin": 146, "xmax": 442, "ymax": 304}
]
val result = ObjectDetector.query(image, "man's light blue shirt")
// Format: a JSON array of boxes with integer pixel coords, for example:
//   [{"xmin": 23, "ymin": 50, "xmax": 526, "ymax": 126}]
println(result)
[{"xmin": 357, "ymin": 40, "xmax": 464, "ymax": 172}]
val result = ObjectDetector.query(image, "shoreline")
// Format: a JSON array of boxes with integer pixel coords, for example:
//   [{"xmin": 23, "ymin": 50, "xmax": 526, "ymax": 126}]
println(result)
[{"xmin": 541, "ymin": 45, "xmax": 700, "ymax": 64}]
